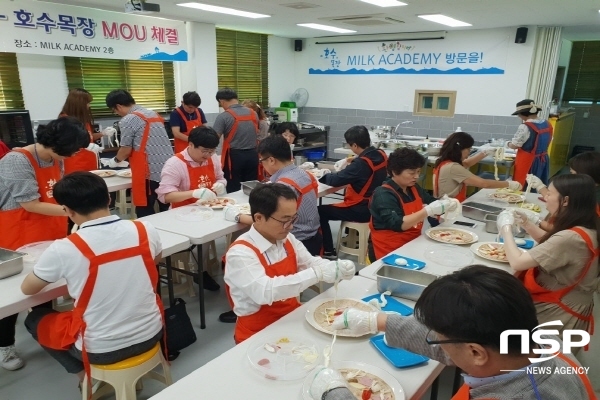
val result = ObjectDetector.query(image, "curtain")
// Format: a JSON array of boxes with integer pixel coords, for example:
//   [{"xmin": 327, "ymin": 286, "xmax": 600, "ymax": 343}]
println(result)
[{"xmin": 526, "ymin": 26, "xmax": 562, "ymax": 119}]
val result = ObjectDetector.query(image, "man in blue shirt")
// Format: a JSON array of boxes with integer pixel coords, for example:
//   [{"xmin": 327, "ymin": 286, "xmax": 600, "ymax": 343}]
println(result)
[{"xmin": 170, "ymin": 91, "xmax": 208, "ymax": 153}]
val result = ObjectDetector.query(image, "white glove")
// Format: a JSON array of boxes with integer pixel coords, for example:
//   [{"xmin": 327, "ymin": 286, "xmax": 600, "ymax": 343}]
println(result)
[
  {"xmin": 312, "ymin": 260, "xmax": 355, "ymax": 283},
  {"xmin": 424, "ymin": 199, "xmax": 453, "ymax": 217},
  {"xmin": 299, "ymin": 162, "xmax": 315, "ymax": 170},
  {"xmin": 496, "ymin": 210, "xmax": 515, "ymax": 232},
  {"xmin": 86, "ymin": 143, "xmax": 103, "ymax": 155},
  {"xmin": 101, "ymin": 157, "xmax": 129, "ymax": 168},
  {"xmin": 223, "ymin": 205, "xmax": 241, "ymax": 222},
  {"xmin": 334, "ymin": 158, "xmax": 349, "ymax": 172},
  {"xmin": 102, "ymin": 127, "xmax": 116, "ymax": 137},
  {"xmin": 211, "ymin": 182, "xmax": 227, "ymax": 196},
  {"xmin": 478, "ymin": 144, "xmax": 496, "ymax": 157},
  {"xmin": 526, "ymin": 174, "xmax": 546, "ymax": 191},
  {"xmin": 507, "ymin": 180, "xmax": 523, "ymax": 191},
  {"xmin": 331, "ymin": 308, "xmax": 379, "ymax": 335},
  {"xmin": 192, "ymin": 188, "xmax": 217, "ymax": 200},
  {"xmin": 514, "ymin": 209, "xmax": 541, "ymax": 227},
  {"xmin": 321, "ymin": 169, "xmax": 331, "ymax": 176},
  {"xmin": 309, "ymin": 366, "xmax": 348, "ymax": 400}
]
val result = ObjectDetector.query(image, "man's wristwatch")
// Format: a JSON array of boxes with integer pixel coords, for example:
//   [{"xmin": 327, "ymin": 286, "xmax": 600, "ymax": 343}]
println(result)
[
  {"xmin": 113, "ymin": 157, "xmax": 120, "ymax": 163},
  {"xmin": 235, "ymin": 214, "xmax": 241, "ymax": 223}
]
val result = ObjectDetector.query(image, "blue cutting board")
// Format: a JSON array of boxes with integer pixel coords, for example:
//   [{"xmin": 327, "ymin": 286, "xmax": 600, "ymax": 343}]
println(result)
[
  {"xmin": 361, "ymin": 294, "xmax": 413, "ymax": 316},
  {"xmin": 498, "ymin": 238, "xmax": 535, "ymax": 249},
  {"xmin": 370, "ymin": 335, "xmax": 429, "ymax": 368},
  {"xmin": 382, "ymin": 254, "xmax": 426, "ymax": 270}
]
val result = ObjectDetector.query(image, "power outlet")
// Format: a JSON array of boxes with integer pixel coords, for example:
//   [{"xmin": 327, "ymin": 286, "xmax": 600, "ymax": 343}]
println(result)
[{"xmin": 583, "ymin": 111, "xmax": 589, "ymax": 118}]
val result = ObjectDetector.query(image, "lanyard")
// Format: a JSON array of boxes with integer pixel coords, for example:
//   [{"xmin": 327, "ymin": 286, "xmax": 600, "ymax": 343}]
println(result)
[
  {"xmin": 79, "ymin": 218, "xmax": 121, "ymax": 229},
  {"xmin": 527, "ymin": 372, "xmax": 542, "ymax": 400}
]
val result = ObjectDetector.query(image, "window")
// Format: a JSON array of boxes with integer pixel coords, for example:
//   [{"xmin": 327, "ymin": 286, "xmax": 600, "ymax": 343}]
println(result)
[
  {"xmin": 64, "ymin": 57, "xmax": 176, "ymax": 117},
  {"xmin": 413, "ymin": 90, "xmax": 456, "ymax": 117},
  {"xmin": 0, "ymin": 53, "xmax": 25, "ymax": 110},
  {"xmin": 216, "ymin": 29, "xmax": 269, "ymax": 108},
  {"xmin": 563, "ymin": 41, "xmax": 600, "ymax": 103}
]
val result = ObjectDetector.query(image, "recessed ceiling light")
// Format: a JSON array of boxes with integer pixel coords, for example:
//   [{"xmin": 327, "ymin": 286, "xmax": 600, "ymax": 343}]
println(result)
[
  {"xmin": 418, "ymin": 14, "xmax": 471, "ymax": 27},
  {"xmin": 297, "ymin": 23, "xmax": 357, "ymax": 33},
  {"xmin": 177, "ymin": 3, "xmax": 270, "ymax": 18},
  {"xmin": 359, "ymin": 0, "xmax": 407, "ymax": 7}
]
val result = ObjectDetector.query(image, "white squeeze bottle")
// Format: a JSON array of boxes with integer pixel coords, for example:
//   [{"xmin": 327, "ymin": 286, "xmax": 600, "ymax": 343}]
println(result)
[{"xmin": 455, "ymin": 126, "xmax": 462, "ymax": 132}]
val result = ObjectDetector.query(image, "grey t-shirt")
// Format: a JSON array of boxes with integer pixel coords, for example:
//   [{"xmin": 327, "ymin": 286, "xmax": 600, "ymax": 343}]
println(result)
[{"xmin": 212, "ymin": 104, "xmax": 259, "ymax": 150}]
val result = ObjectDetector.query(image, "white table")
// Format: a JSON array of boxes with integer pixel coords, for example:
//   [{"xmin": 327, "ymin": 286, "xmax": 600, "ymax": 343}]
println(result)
[
  {"xmin": 360, "ymin": 188, "xmax": 546, "ymax": 281},
  {"xmin": 0, "ymin": 230, "xmax": 190, "ymax": 319},
  {"xmin": 102, "ymin": 172, "xmax": 132, "ymax": 193},
  {"xmin": 149, "ymin": 276, "xmax": 444, "ymax": 400}
]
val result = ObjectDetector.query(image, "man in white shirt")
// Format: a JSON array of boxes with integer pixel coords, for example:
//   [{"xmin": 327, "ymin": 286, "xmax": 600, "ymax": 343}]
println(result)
[
  {"xmin": 21, "ymin": 172, "xmax": 163, "ymax": 389},
  {"xmin": 223, "ymin": 183, "xmax": 355, "ymax": 343}
]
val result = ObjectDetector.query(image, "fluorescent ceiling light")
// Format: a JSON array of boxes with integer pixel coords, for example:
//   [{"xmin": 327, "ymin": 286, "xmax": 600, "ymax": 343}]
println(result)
[
  {"xmin": 297, "ymin": 23, "xmax": 356, "ymax": 33},
  {"xmin": 418, "ymin": 14, "xmax": 471, "ymax": 27},
  {"xmin": 360, "ymin": 0, "xmax": 407, "ymax": 7},
  {"xmin": 177, "ymin": 3, "xmax": 270, "ymax": 18}
]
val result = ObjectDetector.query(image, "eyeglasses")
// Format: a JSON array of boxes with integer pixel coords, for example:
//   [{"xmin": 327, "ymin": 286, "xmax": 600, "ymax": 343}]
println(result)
[
  {"xmin": 199, "ymin": 148, "xmax": 216, "ymax": 156},
  {"xmin": 425, "ymin": 329, "xmax": 481, "ymax": 346},
  {"xmin": 269, "ymin": 214, "xmax": 299, "ymax": 229},
  {"xmin": 258, "ymin": 156, "xmax": 272, "ymax": 163}
]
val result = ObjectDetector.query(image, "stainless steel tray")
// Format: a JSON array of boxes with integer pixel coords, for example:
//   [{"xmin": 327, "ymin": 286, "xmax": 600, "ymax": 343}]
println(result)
[
  {"xmin": 241, "ymin": 180, "xmax": 260, "ymax": 196},
  {"xmin": 0, "ymin": 248, "xmax": 25, "ymax": 279},
  {"xmin": 462, "ymin": 201, "xmax": 504, "ymax": 222},
  {"xmin": 376, "ymin": 265, "xmax": 439, "ymax": 302}
]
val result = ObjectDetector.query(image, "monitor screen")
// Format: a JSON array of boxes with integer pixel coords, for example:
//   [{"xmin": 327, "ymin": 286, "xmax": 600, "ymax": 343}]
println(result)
[{"xmin": 0, "ymin": 110, "xmax": 34, "ymax": 148}]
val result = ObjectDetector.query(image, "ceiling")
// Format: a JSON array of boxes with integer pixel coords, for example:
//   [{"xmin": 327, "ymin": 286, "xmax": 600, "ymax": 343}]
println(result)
[{"xmin": 44, "ymin": 0, "xmax": 600, "ymax": 39}]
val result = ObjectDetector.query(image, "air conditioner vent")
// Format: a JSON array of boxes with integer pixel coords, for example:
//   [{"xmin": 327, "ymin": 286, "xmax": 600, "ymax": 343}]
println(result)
[{"xmin": 323, "ymin": 14, "xmax": 404, "ymax": 27}]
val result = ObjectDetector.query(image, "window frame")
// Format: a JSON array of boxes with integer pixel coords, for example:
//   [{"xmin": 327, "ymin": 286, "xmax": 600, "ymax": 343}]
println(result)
[
  {"xmin": 0, "ymin": 53, "xmax": 25, "ymax": 111},
  {"xmin": 413, "ymin": 90, "xmax": 456, "ymax": 117}
]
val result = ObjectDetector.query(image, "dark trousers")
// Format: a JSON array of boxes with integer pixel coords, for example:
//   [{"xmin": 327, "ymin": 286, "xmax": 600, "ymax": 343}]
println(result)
[
  {"xmin": 300, "ymin": 231, "xmax": 323, "ymax": 257},
  {"xmin": 0, "ymin": 301, "xmax": 53, "ymax": 347},
  {"xmin": 136, "ymin": 179, "xmax": 169, "ymax": 218},
  {"xmin": 24, "ymin": 308, "xmax": 163, "ymax": 374},
  {"xmin": 224, "ymin": 149, "xmax": 258, "ymax": 193},
  {"xmin": 318, "ymin": 203, "xmax": 371, "ymax": 253}
]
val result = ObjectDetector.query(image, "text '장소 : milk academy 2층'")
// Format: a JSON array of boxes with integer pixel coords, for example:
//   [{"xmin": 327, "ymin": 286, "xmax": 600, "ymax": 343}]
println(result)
[{"xmin": 39, "ymin": 41, "xmax": 104, "ymax": 53}]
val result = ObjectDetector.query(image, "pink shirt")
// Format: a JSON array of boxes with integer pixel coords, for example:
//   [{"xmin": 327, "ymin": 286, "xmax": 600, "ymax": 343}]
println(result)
[{"xmin": 156, "ymin": 149, "xmax": 226, "ymax": 203}]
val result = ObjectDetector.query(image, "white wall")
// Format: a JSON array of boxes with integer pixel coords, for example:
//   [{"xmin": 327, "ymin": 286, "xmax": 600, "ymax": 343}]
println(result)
[
  {"xmin": 268, "ymin": 36, "xmax": 297, "ymax": 108},
  {"xmin": 288, "ymin": 27, "xmax": 537, "ymax": 115},
  {"xmin": 558, "ymin": 39, "xmax": 573, "ymax": 67}
]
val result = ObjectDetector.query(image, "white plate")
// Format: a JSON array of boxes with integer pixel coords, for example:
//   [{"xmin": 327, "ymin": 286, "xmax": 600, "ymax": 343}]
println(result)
[
  {"xmin": 196, "ymin": 197, "xmax": 236, "ymax": 209},
  {"xmin": 305, "ymin": 298, "xmax": 378, "ymax": 337},
  {"xmin": 115, "ymin": 169, "xmax": 132, "ymax": 178},
  {"xmin": 425, "ymin": 227, "xmax": 478, "ymax": 245},
  {"xmin": 90, "ymin": 169, "xmax": 117, "ymax": 178},
  {"xmin": 302, "ymin": 361, "xmax": 406, "ymax": 400},
  {"xmin": 175, "ymin": 206, "xmax": 214, "ymax": 221},
  {"xmin": 235, "ymin": 203, "xmax": 251, "ymax": 215},
  {"xmin": 470, "ymin": 242, "xmax": 509, "ymax": 263}
]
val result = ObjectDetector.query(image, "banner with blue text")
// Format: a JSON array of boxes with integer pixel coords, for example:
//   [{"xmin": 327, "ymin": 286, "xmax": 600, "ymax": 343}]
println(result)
[{"xmin": 0, "ymin": 1, "xmax": 187, "ymax": 61}]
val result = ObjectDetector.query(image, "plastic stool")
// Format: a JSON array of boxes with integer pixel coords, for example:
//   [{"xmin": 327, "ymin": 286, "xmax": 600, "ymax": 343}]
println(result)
[
  {"xmin": 335, "ymin": 221, "xmax": 370, "ymax": 266},
  {"xmin": 82, "ymin": 342, "xmax": 172, "ymax": 400}
]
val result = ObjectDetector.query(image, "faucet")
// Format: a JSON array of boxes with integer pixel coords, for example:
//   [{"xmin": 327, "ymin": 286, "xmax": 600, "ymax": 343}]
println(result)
[{"xmin": 394, "ymin": 120, "xmax": 413, "ymax": 139}]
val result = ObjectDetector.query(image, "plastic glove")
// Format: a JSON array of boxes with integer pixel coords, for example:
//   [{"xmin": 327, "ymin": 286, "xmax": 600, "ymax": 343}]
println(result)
[
  {"xmin": 337, "ymin": 259, "xmax": 355, "ymax": 280},
  {"xmin": 192, "ymin": 188, "xmax": 217, "ymax": 201},
  {"xmin": 526, "ymin": 174, "xmax": 546, "ymax": 191},
  {"xmin": 101, "ymin": 157, "xmax": 129, "ymax": 168},
  {"xmin": 102, "ymin": 127, "xmax": 116, "ymax": 137},
  {"xmin": 478, "ymin": 144, "xmax": 496, "ymax": 157},
  {"xmin": 331, "ymin": 308, "xmax": 379, "ymax": 335},
  {"xmin": 507, "ymin": 180, "xmax": 522, "ymax": 191},
  {"xmin": 514, "ymin": 209, "xmax": 541, "ymax": 227},
  {"xmin": 86, "ymin": 143, "xmax": 103, "ymax": 155},
  {"xmin": 321, "ymin": 169, "xmax": 331, "ymax": 176},
  {"xmin": 496, "ymin": 210, "xmax": 515, "ymax": 232},
  {"xmin": 334, "ymin": 158, "xmax": 349, "ymax": 172},
  {"xmin": 223, "ymin": 205, "xmax": 241, "ymax": 222},
  {"xmin": 299, "ymin": 162, "xmax": 315, "ymax": 170},
  {"xmin": 312, "ymin": 260, "xmax": 355, "ymax": 284},
  {"xmin": 211, "ymin": 182, "xmax": 227, "ymax": 196},
  {"xmin": 309, "ymin": 366, "xmax": 348, "ymax": 400},
  {"xmin": 424, "ymin": 199, "xmax": 452, "ymax": 217}
]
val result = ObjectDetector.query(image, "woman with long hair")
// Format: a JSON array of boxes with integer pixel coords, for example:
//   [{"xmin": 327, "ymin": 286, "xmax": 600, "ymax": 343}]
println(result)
[
  {"xmin": 498, "ymin": 174, "xmax": 600, "ymax": 334},
  {"xmin": 242, "ymin": 99, "xmax": 269, "ymax": 141},
  {"xmin": 433, "ymin": 131, "xmax": 521, "ymax": 201}
]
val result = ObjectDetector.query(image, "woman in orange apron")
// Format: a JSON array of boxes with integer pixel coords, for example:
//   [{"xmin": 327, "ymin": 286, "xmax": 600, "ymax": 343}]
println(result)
[
  {"xmin": 369, "ymin": 148, "xmax": 457, "ymax": 261},
  {"xmin": 170, "ymin": 91, "xmax": 207, "ymax": 153},
  {"xmin": 433, "ymin": 131, "xmax": 521, "ymax": 201},
  {"xmin": 0, "ymin": 117, "xmax": 88, "ymax": 371}
]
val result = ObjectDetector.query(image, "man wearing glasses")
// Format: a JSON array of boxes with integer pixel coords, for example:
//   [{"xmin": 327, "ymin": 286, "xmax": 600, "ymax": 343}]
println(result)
[
  {"xmin": 223, "ymin": 183, "xmax": 356, "ymax": 343},
  {"xmin": 309, "ymin": 266, "xmax": 593, "ymax": 400}
]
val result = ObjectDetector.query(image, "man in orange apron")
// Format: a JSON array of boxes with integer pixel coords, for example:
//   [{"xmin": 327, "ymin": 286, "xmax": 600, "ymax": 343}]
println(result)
[
  {"xmin": 21, "ymin": 172, "xmax": 164, "ymax": 389},
  {"xmin": 508, "ymin": 99, "xmax": 553, "ymax": 187},
  {"xmin": 105, "ymin": 89, "xmax": 173, "ymax": 218},
  {"xmin": 0, "ymin": 117, "xmax": 87, "ymax": 371},
  {"xmin": 170, "ymin": 91, "xmax": 208, "ymax": 153},
  {"xmin": 213, "ymin": 88, "xmax": 259, "ymax": 193},
  {"xmin": 223, "ymin": 183, "xmax": 355, "ymax": 343},
  {"xmin": 318, "ymin": 126, "xmax": 388, "ymax": 259},
  {"xmin": 315, "ymin": 266, "xmax": 595, "ymax": 400}
]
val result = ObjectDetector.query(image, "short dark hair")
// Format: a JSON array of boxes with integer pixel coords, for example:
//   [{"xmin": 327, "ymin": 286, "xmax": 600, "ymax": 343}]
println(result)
[
  {"xmin": 188, "ymin": 126, "xmax": 219, "ymax": 149},
  {"xmin": 434, "ymin": 131, "xmax": 475, "ymax": 167},
  {"xmin": 344, "ymin": 125, "xmax": 371, "ymax": 149},
  {"xmin": 105, "ymin": 89, "xmax": 135, "ymax": 108},
  {"xmin": 54, "ymin": 171, "xmax": 110, "ymax": 215},
  {"xmin": 274, "ymin": 122, "xmax": 299, "ymax": 138},
  {"xmin": 257, "ymin": 135, "xmax": 292, "ymax": 162},
  {"xmin": 414, "ymin": 265, "xmax": 538, "ymax": 355},
  {"xmin": 387, "ymin": 147, "xmax": 425, "ymax": 176},
  {"xmin": 216, "ymin": 88, "xmax": 238, "ymax": 101},
  {"xmin": 568, "ymin": 151, "xmax": 600, "ymax": 185},
  {"xmin": 182, "ymin": 91, "xmax": 201, "ymax": 107},
  {"xmin": 36, "ymin": 116, "xmax": 90, "ymax": 157},
  {"xmin": 249, "ymin": 183, "xmax": 297, "ymax": 221}
]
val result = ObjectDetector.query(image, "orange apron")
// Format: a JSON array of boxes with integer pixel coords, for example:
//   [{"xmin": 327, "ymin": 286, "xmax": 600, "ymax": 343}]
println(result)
[
  {"xmin": 278, "ymin": 173, "xmax": 319, "ymax": 207},
  {"xmin": 129, "ymin": 111, "xmax": 164, "ymax": 207},
  {"xmin": 434, "ymin": 161, "xmax": 467, "ymax": 202},
  {"xmin": 173, "ymin": 108, "xmax": 202, "ymax": 154},
  {"xmin": 369, "ymin": 184, "xmax": 424, "ymax": 260},
  {"xmin": 225, "ymin": 239, "xmax": 301, "ymax": 344},
  {"xmin": 36, "ymin": 221, "xmax": 165, "ymax": 379},
  {"xmin": 0, "ymin": 149, "xmax": 67, "ymax": 250},
  {"xmin": 334, "ymin": 149, "xmax": 387, "ymax": 208},
  {"xmin": 220, "ymin": 107, "xmax": 259, "ymax": 179},
  {"xmin": 513, "ymin": 122, "xmax": 553, "ymax": 186},
  {"xmin": 520, "ymin": 227, "xmax": 598, "ymax": 342},
  {"xmin": 171, "ymin": 152, "xmax": 217, "ymax": 208},
  {"xmin": 596, "ymin": 204, "xmax": 600, "ymax": 217},
  {"xmin": 63, "ymin": 122, "xmax": 97, "ymax": 174},
  {"xmin": 451, "ymin": 352, "xmax": 596, "ymax": 400}
]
